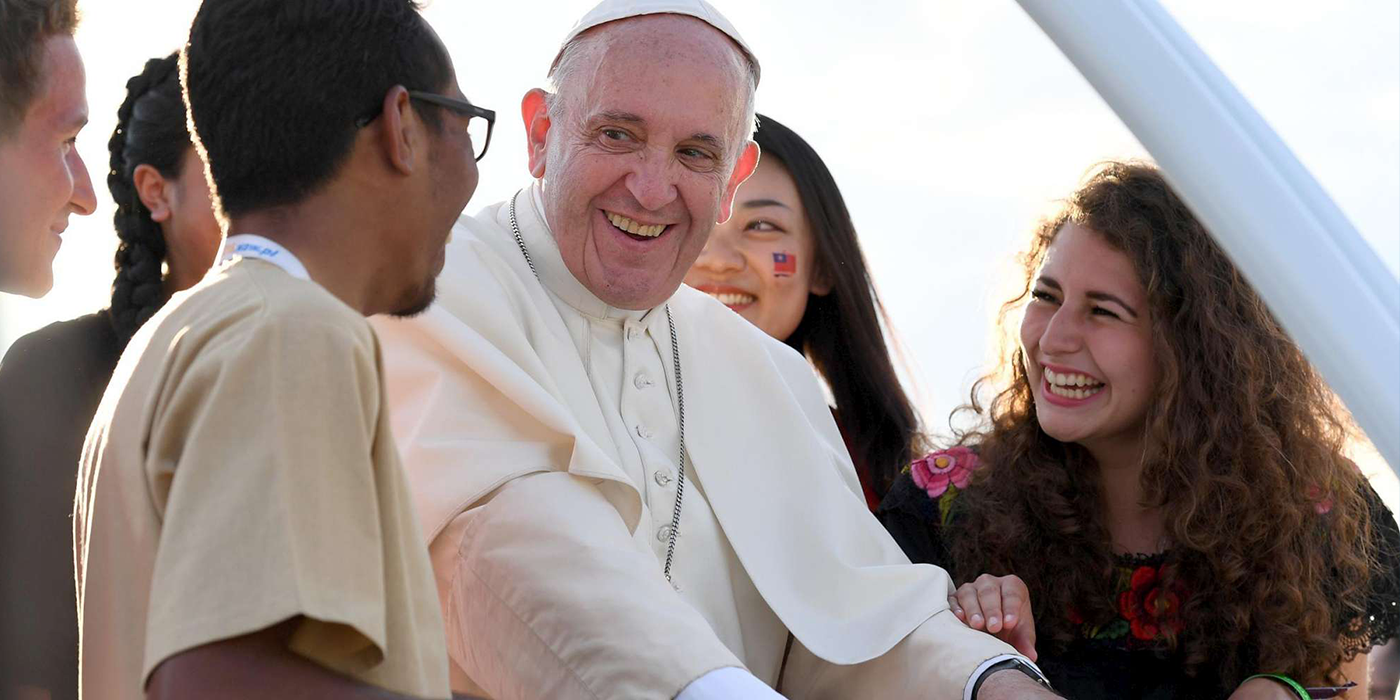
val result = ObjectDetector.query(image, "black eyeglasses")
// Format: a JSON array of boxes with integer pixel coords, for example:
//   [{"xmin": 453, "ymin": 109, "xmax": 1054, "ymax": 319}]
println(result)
[
  {"xmin": 356, "ymin": 91, "xmax": 495, "ymax": 162},
  {"xmin": 1305, "ymin": 683, "xmax": 1357, "ymax": 699}
]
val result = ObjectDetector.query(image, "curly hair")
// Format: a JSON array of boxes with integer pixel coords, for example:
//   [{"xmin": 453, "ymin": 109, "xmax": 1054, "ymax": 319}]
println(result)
[
  {"xmin": 107, "ymin": 52, "xmax": 190, "ymax": 344},
  {"xmin": 948, "ymin": 161, "xmax": 1375, "ymax": 690}
]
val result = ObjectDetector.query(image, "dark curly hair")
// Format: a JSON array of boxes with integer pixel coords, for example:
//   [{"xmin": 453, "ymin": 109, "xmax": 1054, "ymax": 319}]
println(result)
[
  {"xmin": 949, "ymin": 161, "xmax": 1374, "ymax": 690},
  {"xmin": 107, "ymin": 52, "xmax": 189, "ymax": 344}
]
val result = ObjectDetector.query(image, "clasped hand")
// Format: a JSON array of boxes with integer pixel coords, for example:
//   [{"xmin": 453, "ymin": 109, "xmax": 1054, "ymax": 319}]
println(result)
[{"xmin": 949, "ymin": 575, "xmax": 1316, "ymax": 700}]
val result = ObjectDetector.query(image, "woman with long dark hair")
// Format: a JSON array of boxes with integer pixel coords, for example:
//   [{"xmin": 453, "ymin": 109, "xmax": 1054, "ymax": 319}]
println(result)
[
  {"xmin": 0, "ymin": 52, "xmax": 220, "ymax": 699},
  {"xmin": 685, "ymin": 114, "xmax": 919, "ymax": 511},
  {"xmin": 106, "ymin": 53, "xmax": 221, "ymax": 339},
  {"xmin": 878, "ymin": 161, "xmax": 1400, "ymax": 699}
]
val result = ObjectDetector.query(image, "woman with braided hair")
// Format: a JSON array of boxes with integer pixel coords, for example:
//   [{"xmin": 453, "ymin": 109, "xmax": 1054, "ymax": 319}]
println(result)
[
  {"xmin": 0, "ymin": 52, "xmax": 218, "ymax": 700},
  {"xmin": 107, "ymin": 52, "xmax": 221, "ymax": 340}
]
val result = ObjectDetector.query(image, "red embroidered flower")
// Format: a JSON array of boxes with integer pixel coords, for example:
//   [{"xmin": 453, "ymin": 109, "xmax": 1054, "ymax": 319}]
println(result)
[
  {"xmin": 1066, "ymin": 606, "xmax": 1085, "ymax": 626},
  {"xmin": 910, "ymin": 447, "xmax": 978, "ymax": 499},
  {"xmin": 1117, "ymin": 564, "xmax": 1187, "ymax": 641}
]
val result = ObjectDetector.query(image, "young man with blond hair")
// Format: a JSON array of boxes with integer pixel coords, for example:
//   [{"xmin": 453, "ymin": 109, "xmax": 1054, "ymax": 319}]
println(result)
[
  {"xmin": 0, "ymin": 0, "xmax": 95, "ymax": 298},
  {"xmin": 1, "ymin": 4, "xmax": 96, "ymax": 697}
]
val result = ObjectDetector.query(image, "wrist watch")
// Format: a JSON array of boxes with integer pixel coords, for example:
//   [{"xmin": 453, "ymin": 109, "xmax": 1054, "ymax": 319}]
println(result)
[{"xmin": 971, "ymin": 658, "xmax": 1057, "ymax": 698}]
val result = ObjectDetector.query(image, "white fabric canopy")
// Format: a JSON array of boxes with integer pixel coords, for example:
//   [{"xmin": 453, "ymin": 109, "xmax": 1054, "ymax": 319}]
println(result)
[{"xmin": 1015, "ymin": 0, "xmax": 1400, "ymax": 471}]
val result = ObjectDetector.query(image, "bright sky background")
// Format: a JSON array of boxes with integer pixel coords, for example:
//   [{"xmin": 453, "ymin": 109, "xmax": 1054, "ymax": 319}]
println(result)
[{"xmin": 1, "ymin": 0, "xmax": 1397, "ymax": 498}]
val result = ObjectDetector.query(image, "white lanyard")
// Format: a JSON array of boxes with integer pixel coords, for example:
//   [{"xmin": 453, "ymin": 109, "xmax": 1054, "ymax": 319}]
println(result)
[{"xmin": 221, "ymin": 234, "xmax": 311, "ymax": 281}]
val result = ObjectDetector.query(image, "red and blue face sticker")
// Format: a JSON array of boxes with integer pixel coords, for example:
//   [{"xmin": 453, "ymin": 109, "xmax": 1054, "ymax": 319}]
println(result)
[{"xmin": 772, "ymin": 251, "xmax": 796, "ymax": 277}]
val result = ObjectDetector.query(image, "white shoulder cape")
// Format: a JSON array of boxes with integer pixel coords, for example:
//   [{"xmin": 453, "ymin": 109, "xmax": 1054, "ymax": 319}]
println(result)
[{"xmin": 372, "ymin": 192, "xmax": 954, "ymax": 665}]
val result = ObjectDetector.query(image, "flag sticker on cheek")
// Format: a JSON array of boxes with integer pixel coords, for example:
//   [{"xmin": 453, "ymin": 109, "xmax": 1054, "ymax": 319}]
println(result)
[{"xmin": 773, "ymin": 251, "xmax": 797, "ymax": 277}]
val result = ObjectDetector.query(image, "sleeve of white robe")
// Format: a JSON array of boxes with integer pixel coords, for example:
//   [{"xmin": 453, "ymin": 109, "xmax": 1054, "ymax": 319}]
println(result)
[
  {"xmin": 779, "ymin": 612, "xmax": 1042, "ymax": 700},
  {"xmin": 432, "ymin": 469, "xmax": 749, "ymax": 700}
]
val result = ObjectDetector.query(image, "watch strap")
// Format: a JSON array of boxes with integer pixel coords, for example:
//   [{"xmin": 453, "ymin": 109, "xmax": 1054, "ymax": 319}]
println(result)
[{"xmin": 970, "ymin": 658, "xmax": 1055, "ymax": 698}]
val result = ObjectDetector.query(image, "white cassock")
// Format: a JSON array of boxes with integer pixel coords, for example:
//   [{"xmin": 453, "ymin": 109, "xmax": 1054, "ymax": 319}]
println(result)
[{"xmin": 370, "ymin": 182, "xmax": 1022, "ymax": 699}]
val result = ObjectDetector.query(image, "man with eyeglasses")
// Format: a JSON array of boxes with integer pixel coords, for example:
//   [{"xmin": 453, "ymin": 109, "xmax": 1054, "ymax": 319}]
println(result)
[
  {"xmin": 370, "ymin": 0, "xmax": 1058, "ymax": 698},
  {"xmin": 72, "ymin": 1, "xmax": 487, "ymax": 698}
]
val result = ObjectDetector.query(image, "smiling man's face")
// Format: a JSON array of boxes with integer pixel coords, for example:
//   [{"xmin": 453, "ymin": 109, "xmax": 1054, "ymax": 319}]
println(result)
[
  {"xmin": 0, "ymin": 34, "xmax": 96, "ymax": 297},
  {"xmin": 529, "ymin": 14, "xmax": 758, "ymax": 310}
]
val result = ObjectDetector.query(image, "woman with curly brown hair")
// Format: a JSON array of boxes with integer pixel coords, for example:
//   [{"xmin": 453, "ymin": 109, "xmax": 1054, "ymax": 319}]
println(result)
[{"xmin": 878, "ymin": 161, "xmax": 1400, "ymax": 699}]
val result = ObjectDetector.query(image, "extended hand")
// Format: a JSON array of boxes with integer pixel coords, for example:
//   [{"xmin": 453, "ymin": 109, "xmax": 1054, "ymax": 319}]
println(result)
[{"xmin": 949, "ymin": 574, "xmax": 1037, "ymax": 661}]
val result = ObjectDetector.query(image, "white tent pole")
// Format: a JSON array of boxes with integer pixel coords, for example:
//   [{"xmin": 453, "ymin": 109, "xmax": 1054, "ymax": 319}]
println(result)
[{"xmin": 1014, "ymin": 0, "xmax": 1400, "ymax": 471}]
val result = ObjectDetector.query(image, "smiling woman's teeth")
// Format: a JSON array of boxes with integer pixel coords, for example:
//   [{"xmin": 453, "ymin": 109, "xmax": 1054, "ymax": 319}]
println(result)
[
  {"xmin": 1044, "ymin": 367, "xmax": 1105, "ymax": 400},
  {"xmin": 607, "ymin": 212, "xmax": 665, "ymax": 238},
  {"xmin": 707, "ymin": 291, "xmax": 756, "ymax": 306}
]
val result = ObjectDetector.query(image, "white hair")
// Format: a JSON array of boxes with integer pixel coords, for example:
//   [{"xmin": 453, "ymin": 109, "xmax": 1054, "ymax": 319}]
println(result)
[{"xmin": 545, "ymin": 26, "xmax": 758, "ymax": 158}]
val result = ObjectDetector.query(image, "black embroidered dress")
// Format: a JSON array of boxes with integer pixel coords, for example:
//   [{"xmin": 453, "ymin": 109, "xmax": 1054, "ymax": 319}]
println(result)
[{"xmin": 877, "ymin": 451, "xmax": 1400, "ymax": 700}]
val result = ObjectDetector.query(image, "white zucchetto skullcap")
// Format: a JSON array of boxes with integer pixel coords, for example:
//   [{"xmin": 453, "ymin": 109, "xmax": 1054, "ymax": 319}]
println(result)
[{"xmin": 552, "ymin": 0, "xmax": 760, "ymax": 86}]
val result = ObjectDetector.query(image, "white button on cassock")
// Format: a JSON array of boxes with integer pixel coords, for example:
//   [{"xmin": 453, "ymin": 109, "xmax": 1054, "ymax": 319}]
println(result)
[
  {"xmin": 636, "ymin": 424, "xmax": 653, "ymax": 439},
  {"xmin": 657, "ymin": 524, "xmax": 673, "ymax": 542},
  {"xmin": 634, "ymin": 373, "xmax": 653, "ymax": 390},
  {"xmin": 654, "ymin": 469, "xmax": 672, "ymax": 487}
]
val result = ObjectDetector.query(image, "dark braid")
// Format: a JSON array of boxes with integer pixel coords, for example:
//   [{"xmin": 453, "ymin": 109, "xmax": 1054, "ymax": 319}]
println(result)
[{"xmin": 108, "ymin": 52, "xmax": 191, "ymax": 345}]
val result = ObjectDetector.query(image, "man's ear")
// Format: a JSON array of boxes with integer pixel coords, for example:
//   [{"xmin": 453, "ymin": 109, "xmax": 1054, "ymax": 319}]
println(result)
[
  {"xmin": 522, "ymin": 88, "xmax": 552, "ymax": 179},
  {"xmin": 717, "ymin": 141, "xmax": 760, "ymax": 224},
  {"xmin": 378, "ymin": 85, "xmax": 417, "ymax": 176},
  {"xmin": 132, "ymin": 164, "xmax": 172, "ymax": 223}
]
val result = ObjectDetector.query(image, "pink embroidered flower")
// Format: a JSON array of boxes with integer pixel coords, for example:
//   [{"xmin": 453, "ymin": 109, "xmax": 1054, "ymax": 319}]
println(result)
[
  {"xmin": 1305, "ymin": 484, "xmax": 1334, "ymax": 515},
  {"xmin": 910, "ymin": 447, "xmax": 978, "ymax": 499}
]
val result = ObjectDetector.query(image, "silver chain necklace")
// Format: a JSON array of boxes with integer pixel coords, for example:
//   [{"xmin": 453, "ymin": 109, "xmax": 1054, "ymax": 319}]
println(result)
[{"xmin": 509, "ymin": 191, "xmax": 688, "ymax": 583}]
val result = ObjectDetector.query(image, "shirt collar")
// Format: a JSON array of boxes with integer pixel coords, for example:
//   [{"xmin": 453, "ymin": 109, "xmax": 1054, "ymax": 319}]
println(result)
[
  {"xmin": 516, "ymin": 180, "xmax": 653, "ymax": 324},
  {"xmin": 220, "ymin": 233, "xmax": 313, "ymax": 281}
]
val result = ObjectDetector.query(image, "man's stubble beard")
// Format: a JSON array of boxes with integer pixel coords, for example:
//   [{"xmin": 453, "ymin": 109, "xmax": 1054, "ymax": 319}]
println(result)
[
  {"xmin": 394, "ymin": 157, "xmax": 457, "ymax": 319},
  {"xmin": 389, "ymin": 274, "xmax": 437, "ymax": 319}
]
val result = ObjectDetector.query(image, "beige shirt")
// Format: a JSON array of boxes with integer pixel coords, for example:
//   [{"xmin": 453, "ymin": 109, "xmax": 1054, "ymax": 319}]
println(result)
[
  {"xmin": 74, "ymin": 258, "xmax": 450, "ymax": 699},
  {"xmin": 372, "ymin": 183, "xmax": 1018, "ymax": 699}
]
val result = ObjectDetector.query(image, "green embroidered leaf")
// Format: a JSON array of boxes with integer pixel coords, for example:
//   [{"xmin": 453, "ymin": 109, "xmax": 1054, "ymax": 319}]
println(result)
[
  {"xmin": 1112, "ymin": 566, "xmax": 1133, "ymax": 591},
  {"xmin": 938, "ymin": 485, "xmax": 961, "ymax": 527},
  {"xmin": 1100, "ymin": 619, "xmax": 1130, "ymax": 640}
]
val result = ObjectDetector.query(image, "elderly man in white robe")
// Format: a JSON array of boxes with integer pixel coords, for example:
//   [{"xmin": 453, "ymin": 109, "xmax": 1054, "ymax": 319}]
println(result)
[{"xmin": 372, "ymin": 1, "xmax": 1061, "ymax": 698}]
